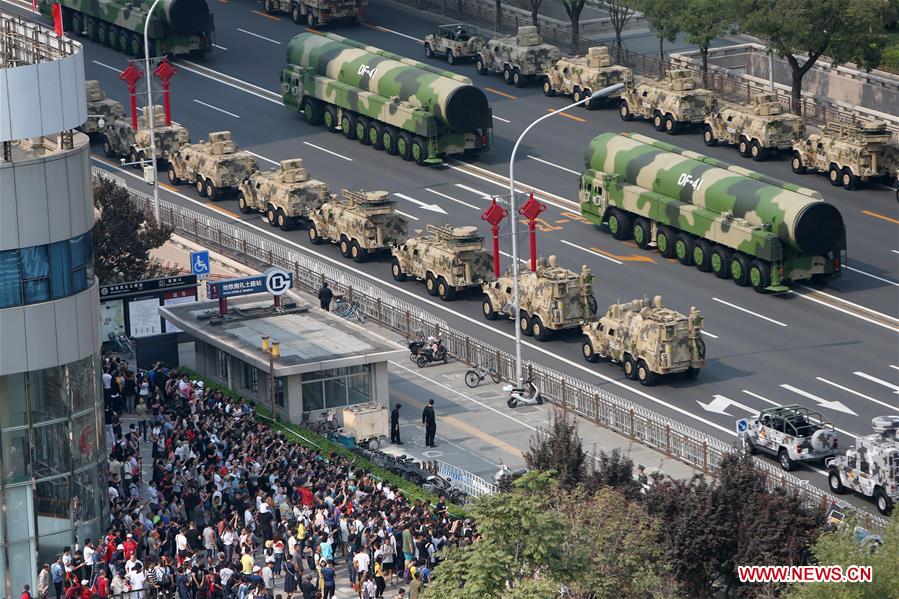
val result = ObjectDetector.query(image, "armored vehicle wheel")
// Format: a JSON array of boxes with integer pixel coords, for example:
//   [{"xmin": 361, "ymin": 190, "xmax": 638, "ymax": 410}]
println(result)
[
  {"xmin": 512, "ymin": 68, "xmax": 524, "ymax": 87},
  {"xmin": 482, "ymin": 295, "xmax": 498, "ymax": 320},
  {"xmin": 748, "ymin": 259, "xmax": 771, "ymax": 293},
  {"xmin": 502, "ymin": 65, "xmax": 513, "ymax": 84},
  {"xmin": 116, "ymin": 28, "xmax": 129, "ymax": 54},
  {"xmin": 368, "ymin": 122, "xmax": 384, "ymax": 150},
  {"xmin": 572, "ymin": 87, "xmax": 583, "ymax": 103},
  {"xmin": 623, "ymin": 355, "xmax": 637, "ymax": 379},
  {"xmin": 475, "ymin": 57, "xmax": 487, "ymax": 75},
  {"xmin": 308, "ymin": 225, "xmax": 323, "ymax": 244},
  {"xmin": 424, "ymin": 43, "xmax": 434, "ymax": 58},
  {"xmin": 531, "ymin": 315, "xmax": 549, "ymax": 341},
  {"xmin": 693, "ymin": 239, "xmax": 712, "ymax": 272},
  {"xmin": 581, "ymin": 89, "xmax": 593, "ymax": 109},
  {"xmin": 542, "ymin": 79, "xmax": 555, "ymax": 97},
  {"xmin": 237, "ymin": 192, "xmax": 252, "ymax": 214},
  {"xmin": 518, "ymin": 312, "xmax": 532, "ymax": 336},
  {"xmin": 303, "ymin": 98, "xmax": 323, "ymax": 126},
  {"xmin": 702, "ymin": 125, "xmax": 717, "ymax": 146},
  {"xmin": 875, "ymin": 488, "xmax": 894, "ymax": 515},
  {"xmin": 350, "ymin": 241, "xmax": 367, "ymax": 263},
  {"xmin": 196, "ymin": 178, "xmax": 207, "ymax": 197},
  {"xmin": 437, "ymin": 277, "xmax": 455, "ymax": 301},
  {"xmin": 446, "ymin": 49, "xmax": 456, "ymax": 65},
  {"xmin": 382, "ymin": 127, "xmax": 398, "ymax": 155},
  {"xmin": 71, "ymin": 12, "xmax": 83, "ymax": 36},
  {"xmin": 425, "ymin": 273, "xmax": 438, "ymax": 296},
  {"xmin": 264, "ymin": 0, "xmax": 275, "ymax": 13},
  {"xmin": 291, "ymin": 4, "xmax": 302, "ymax": 23},
  {"xmin": 323, "ymin": 106, "xmax": 338, "ymax": 131},
  {"xmin": 738, "ymin": 137, "xmax": 751, "ymax": 157},
  {"xmin": 129, "ymin": 33, "xmax": 142, "ymax": 57},
  {"xmin": 619, "ymin": 100, "xmax": 634, "ymax": 121},
  {"xmin": 277, "ymin": 209, "xmax": 292, "ymax": 231},
  {"xmin": 97, "ymin": 22, "xmax": 109, "ymax": 47},
  {"xmin": 582, "ymin": 336, "xmax": 598, "ymax": 363},
  {"xmin": 841, "ymin": 167, "xmax": 859, "ymax": 190},
  {"xmin": 632, "ymin": 218, "xmax": 651, "ymax": 249},
  {"xmin": 778, "ymin": 448, "xmax": 794, "ymax": 471},
  {"xmin": 790, "ymin": 152, "xmax": 805, "ymax": 174},
  {"xmin": 341, "ymin": 114, "xmax": 357, "ymax": 139},
  {"xmin": 85, "ymin": 16, "xmax": 98, "ymax": 42},
  {"xmin": 749, "ymin": 140, "xmax": 765, "ymax": 161},
  {"xmin": 355, "ymin": 119, "xmax": 369, "ymax": 143},
  {"xmin": 266, "ymin": 205, "xmax": 277, "ymax": 226},
  {"xmin": 205, "ymin": 180, "xmax": 219, "ymax": 201},
  {"xmin": 411, "ymin": 137, "xmax": 427, "ymax": 166},
  {"xmin": 102, "ymin": 137, "xmax": 115, "ymax": 158},
  {"xmin": 636, "ymin": 360, "xmax": 657, "ymax": 386},
  {"xmin": 674, "ymin": 233, "xmax": 695, "ymax": 266},
  {"xmin": 391, "ymin": 258, "xmax": 406, "ymax": 281},
  {"xmin": 307, "ymin": 11, "xmax": 317, "ymax": 27},
  {"xmin": 397, "ymin": 133, "xmax": 413, "ymax": 161},
  {"xmin": 128, "ymin": 148, "xmax": 140, "ymax": 169},
  {"xmin": 656, "ymin": 226, "xmax": 676, "ymax": 258},
  {"xmin": 710, "ymin": 245, "xmax": 731, "ymax": 279},
  {"xmin": 730, "ymin": 253, "xmax": 751, "ymax": 286},
  {"xmin": 663, "ymin": 114, "xmax": 679, "ymax": 134},
  {"xmin": 652, "ymin": 112, "xmax": 665, "ymax": 131},
  {"xmin": 339, "ymin": 237, "xmax": 352, "ymax": 258},
  {"xmin": 828, "ymin": 470, "xmax": 845, "ymax": 494},
  {"xmin": 828, "ymin": 164, "xmax": 842, "ymax": 186},
  {"xmin": 167, "ymin": 166, "xmax": 180, "ymax": 185},
  {"xmin": 607, "ymin": 209, "xmax": 632, "ymax": 240}
]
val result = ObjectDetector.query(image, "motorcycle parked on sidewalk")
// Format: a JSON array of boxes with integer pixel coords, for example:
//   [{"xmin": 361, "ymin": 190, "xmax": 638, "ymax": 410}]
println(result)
[
  {"xmin": 415, "ymin": 340, "xmax": 449, "ymax": 368},
  {"xmin": 504, "ymin": 378, "xmax": 543, "ymax": 408},
  {"xmin": 409, "ymin": 335, "xmax": 447, "ymax": 364}
]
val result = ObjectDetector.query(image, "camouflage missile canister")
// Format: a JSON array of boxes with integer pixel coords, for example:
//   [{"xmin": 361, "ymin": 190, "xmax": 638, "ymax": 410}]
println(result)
[
  {"xmin": 579, "ymin": 132, "xmax": 846, "ymax": 293},
  {"xmin": 280, "ymin": 32, "xmax": 493, "ymax": 165},
  {"xmin": 39, "ymin": 0, "xmax": 214, "ymax": 57}
]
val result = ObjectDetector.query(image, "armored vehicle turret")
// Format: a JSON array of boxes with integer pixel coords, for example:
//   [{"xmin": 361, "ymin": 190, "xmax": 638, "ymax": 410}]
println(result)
[
  {"xmin": 827, "ymin": 416, "xmax": 899, "ymax": 515},
  {"xmin": 237, "ymin": 159, "xmax": 329, "ymax": 231},
  {"xmin": 167, "ymin": 131, "xmax": 258, "ymax": 200},
  {"xmin": 703, "ymin": 93, "xmax": 805, "ymax": 161},
  {"xmin": 81, "ymin": 80, "xmax": 124, "ymax": 136},
  {"xmin": 791, "ymin": 120, "xmax": 899, "ymax": 190},
  {"xmin": 424, "ymin": 23, "xmax": 486, "ymax": 65},
  {"xmin": 581, "ymin": 295, "xmax": 704, "ymax": 385},
  {"xmin": 544, "ymin": 46, "xmax": 632, "ymax": 107},
  {"xmin": 618, "ymin": 69, "xmax": 716, "ymax": 134},
  {"xmin": 391, "ymin": 224, "xmax": 493, "ymax": 301},
  {"xmin": 102, "ymin": 105, "xmax": 190, "ymax": 166},
  {"xmin": 480, "ymin": 255, "xmax": 597, "ymax": 341},
  {"xmin": 475, "ymin": 26, "xmax": 561, "ymax": 87},
  {"xmin": 307, "ymin": 189, "xmax": 408, "ymax": 262}
]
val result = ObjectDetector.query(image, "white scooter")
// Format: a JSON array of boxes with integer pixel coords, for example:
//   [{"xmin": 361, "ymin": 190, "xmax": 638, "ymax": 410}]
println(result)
[{"xmin": 504, "ymin": 378, "xmax": 543, "ymax": 408}]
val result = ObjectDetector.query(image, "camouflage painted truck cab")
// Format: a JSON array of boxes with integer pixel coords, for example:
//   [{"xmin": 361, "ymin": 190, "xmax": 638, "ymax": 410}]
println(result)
[
  {"xmin": 101, "ymin": 106, "xmax": 190, "ymax": 165},
  {"xmin": 475, "ymin": 26, "xmax": 561, "ymax": 87},
  {"xmin": 544, "ymin": 46, "xmax": 632, "ymax": 107},
  {"xmin": 167, "ymin": 131, "xmax": 258, "ymax": 200},
  {"xmin": 481, "ymin": 256, "xmax": 597, "ymax": 341},
  {"xmin": 703, "ymin": 93, "xmax": 804, "ymax": 161},
  {"xmin": 424, "ymin": 24, "xmax": 486, "ymax": 65},
  {"xmin": 39, "ymin": 0, "xmax": 214, "ymax": 58},
  {"xmin": 618, "ymin": 69, "xmax": 716, "ymax": 134},
  {"xmin": 261, "ymin": 0, "xmax": 365, "ymax": 27},
  {"xmin": 281, "ymin": 32, "xmax": 493, "ymax": 166},
  {"xmin": 307, "ymin": 189, "xmax": 408, "ymax": 262},
  {"xmin": 81, "ymin": 80, "xmax": 125, "ymax": 136},
  {"xmin": 827, "ymin": 415, "xmax": 899, "ymax": 515},
  {"xmin": 581, "ymin": 295, "xmax": 704, "ymax": 386},
  {"xmin": 579, "ymin": 132, "xmax": 846, "ymax": 293},
  {"xmin": 390, "ymin": 224, "xmax": 493, "ymax": 301},
  {"xmin": 791, "ymin": 120, "xmax": 899, "ymax": 191},
  {"xmin": 237, "ymin": 159, "xmax": 329, "ymax": 231}
]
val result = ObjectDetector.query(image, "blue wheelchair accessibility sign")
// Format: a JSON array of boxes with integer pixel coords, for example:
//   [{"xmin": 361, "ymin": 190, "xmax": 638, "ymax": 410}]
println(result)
[{"xmin": 191, "ymin": 250, "xmax": 210, "ymax": 279}]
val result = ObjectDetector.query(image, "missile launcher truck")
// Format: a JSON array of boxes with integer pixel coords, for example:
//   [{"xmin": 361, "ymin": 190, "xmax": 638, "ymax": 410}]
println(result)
[
  {"xmin": 703, "ymin": 93, "xmax": 805, "ymax": 161},
  {"xmin": 281, "ymin": 32, "xmax": 493, "ymax": 165},
  {"xmin": 827, "ymin": 415, "xmax": 899, "ymax": 515},
  {"xmin": 618, "ymin": 69, "xmax": 716, "ymax": 134},
  {"xmin": 581, "ymin": 295, "xmax": 705, "ymax": 385},
  {"xmin": 261, "ymin": 0, "xmax": 365, "ymax": 27},
  {"xmin": 237, "ymin": 159, "xmax": 329, "ymax": 231},
  {"xmin": 166, "ymin": 131, "xmax": 258, "ymax": 200},
  {"xmin": 475, "ymin": 26, "xmax": 561, "ymax": 87},
  {"xmin": 580, "ymin": 132, "xmax": 846, "ymax": 293},
  {"xmin": 82, "ymin": 80, "xmax": 124, "ymax": 136},
  {"xmin": 424, "ymin": 23, "xmax": 486, "ymax": 65},
  {"xmin": 481, "ymin": 255, "xmax": 597, "ymax": 341},
  {"xmin": 101, "ymin": 105, "xmax": 190, "ymax": 165},
  {"xmin": 39, "ymin": 0, "xmax": 215, "ymax": 58},
  {"xmin": 390, "ymin": 224, "xmax": 494, "ymax": 301},
  {"xmin": 544, "ymin": 46, "xmax": 632, "ymax": 107},
  {"xmin": 790, "ymin": 120, "xmax": 899, "ymax": 190},
  {"xmin": 307, "ymin": 189, "xmax": 408, "ymax": 262}
]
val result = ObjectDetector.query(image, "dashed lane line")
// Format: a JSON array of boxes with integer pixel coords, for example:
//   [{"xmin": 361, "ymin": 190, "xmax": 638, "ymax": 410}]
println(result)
[
  {"xmin": 193, "ymin": 99, "xmax": 240, "ymax": 118},
  {"xmin": 845, "ymin": 266, "xmax": 899, "ymax": 287},
  {"xmin": 526, "ymin": 155, "xmax": 580, "ymax": 175},
  {"xmin": 484, "ymin": 87, "xmax": 517, "ymax": 100},
  {"xmin": 237, "ymin": 27, "xmax": 281, "ymax": 44},
  {"xmin": 426, "ymin": 188, "xmax": 478, "ymax": 210},
  {"xmin": 816, "ymin": 377, "xmax": 898, "ymax": 411},
  {"xmin": 302, "ymin": 141, "xmax": 352, "ymax": 161},
  {"xmin": 712, "ymin": 297, "xmax": 788, "ymax": 327},
  {"xmin": 360, "ymin": 22, "xmax": 423, "ymax": 43},
  {"xmin": 559, "ymin": 240, "xmax": 622, "ymax": 265}
]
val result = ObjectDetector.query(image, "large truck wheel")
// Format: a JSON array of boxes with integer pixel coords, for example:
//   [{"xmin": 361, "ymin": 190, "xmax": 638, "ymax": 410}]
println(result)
[
  {"xmin": 196, "ymin": 177, "xmax": 207, "ymax": 197},
  {"xmin": 581, "ymin": 336, "xmax": 598, "ymax": 363},
  {"xmin": 71, "ymin": 12, "xmax": 83, "ymax": 36},
  {"xmin": 828, "ymin": 470, "xmax": 845, "ymax": 494},
  {"xmin": 307, "ymin": 11, "xmax": 317, "ymax": 27},
  {"xmin": 738, "ymin": 137, "xmax": 752, "ymax": 157},
  {"xmin": 437, "ymin": 277, "xmax": 455, "ymax": 301},
  {"xmin": 632, "ymin": 218, "xmax": 651, "ymax": 249},
  {"xmin": 342, "ymin": 114, "xmax": 357, "ymax": 140},
  {"xmin": 355, "ymin": 118, "xmax": 369, "ymax": 144},
  {"xmin": 749, "ymin": 259, "xmax": 771, "ymax": 293},
  {"xmin": 424, "ymin": 43, "xmax": 434, "ymax": 58},
  {"xmin": 481, "ymin": 295, "xmax": 497, "ymax": 320},
  {"xmin": 841, "ymin": 167, "xmax": 859, "ymax": 190},
  {"xmin": 623, "ymin": 354, "xmax": 637, "ymax": 379},
  {"xmin": 475, "ymin": 57, "xmax": 487, "ymax": 75},
  {"xmin": 636, "ymin": 360, "xmax": 657, "ymax": 386},
  {"xmin": 205, "ymin": 180, "xmax": 219, "ymax": 201},
  {"xmin": 656, "ymin": 226, "xmax": 676, "ymax": 258},
  {"xmin": 702, "ymin": 125, "xmax": 717, "ymax": 146},
  {"xmin": 425, "ymin": 273, "xmax": 438, "ymax": 296},
  {"xmin": 652, "ymin": 111, "xmax": 665, "ymax": 131},
  {"xmin": 749, "ymin": 140, "xmax": 765, "ymax": 161},
  {"xmin": 674, "ymin": 233, "xmax": 695, "ymax": 266},
  {"xmin": 518, "ymin": 312, "xmax": 532, "ymax": 336},
  {"xmin": 128, "ymin": 32, "xmax": 142, "ymax": 57},
  {"xmin": 619, "ymin": 100, "xmax": 634, "ymax": 121},
  {"xmin": 829, "ymin": 164, "xmax": 842, "ymax": 186},
  {"xmin": 303, "ymin": 98, "xmax": 322, "ymax": 126},
  {"xmin": 391, "ymin": 257, "xmax": 406, "ymax": 281},
  {"xmin": 323, "ymin": 106, "xmax": 338, "ymax": 131},
  {"xmin": 266, "ymin": 205, "xmax": 278, "ymax": 226},
  {"xmin": 446, "ymin": 49, "xmax": 456, "ymax": 65},
  {"xmin": 102, "ymin": 137, "xmax": 116, "ymax": 158},
  {"xmin": 291, "ymin": 4, "xmax": 302, "ymax": 23},
  {"xmin": 382, "ymin": 127, "xmax": 398, "ymax": 155},
  {"xmin": 277, "ymin": 209, "xmax": 292, "ymax": 231},
  {"xmin": 339, "ymin": 236, "xmax": 351, "ymax": 258},
  {"xmin": 350, "ymin": 241, "xmax": 367, "ymax": 263},
  {"xmin": 607, "ymin": 209, "xmax": 632, "ymax": 240},
  {"xmin": 542, "ymin": 79, "xmax": 555, "ymax": 97},
  {"xmin": 692, "ymin": 239, "xmax": 712, "ymax": 272},
  {"xmin": 167, "ymin": 166, "xmax": 181, "ymax": 185},
  {"xmin": 730, "ymin": 253, "xmax": 751, "ymax": 286},
  {"xmin": 790, "ymin": 152, "xmax": 806, "ymax": 174},
  {"xmin": 397, "ymin": 133, "xmax": 413, "ymax": 161},
  {"xmin": 875, "ymin": 488, "xmax": 894, "ymax": 515},
  {"xmin": 368, "ymin": 122, "xmax": 384, "ymax": 150},
  {"xmin": 710, "ymin": 245, "xmax": 731, "ymax": 279},
  {"xmin": 531, "ymin": 315, "xmax": 549, "ymax": 341},
  {"xmin": 663, "ymin": 114, "xmax": 679, "ymax": 134},
  {"xmin": 237, "ymin": 192, "xmax": 253, "ymax": 214},
  {"xmin": 411, "ymin": 137, "xmax": 428, "ymax": 165},
  {"xmin": 308, "ymin": 224, "xmax": 323, "ymax": 244}
]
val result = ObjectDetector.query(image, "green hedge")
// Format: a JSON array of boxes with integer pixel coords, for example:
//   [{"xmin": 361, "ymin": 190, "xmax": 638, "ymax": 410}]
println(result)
[{"xmin": 177, "ymin": 368, "xmax": 470, "ymax": 517}]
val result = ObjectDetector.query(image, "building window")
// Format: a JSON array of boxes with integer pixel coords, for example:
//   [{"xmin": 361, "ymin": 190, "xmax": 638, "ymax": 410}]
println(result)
[
  {"xmin": 215, "ymin": 349, "xmax": 229, "ymax": 380},
  {"xmin": 243, "ymin": 363, "xmax": 258, "ymax": 393},
  {"xmin": 301, "ymin": 365, "xmax": 372, "ymax": 413},
  {"xmin": 275, "ymin": 378, "xmax": 284, "ymax": 407},
  {"xmin": 0, "ymin": 235, "xmax": 94, "ymax": 307}
]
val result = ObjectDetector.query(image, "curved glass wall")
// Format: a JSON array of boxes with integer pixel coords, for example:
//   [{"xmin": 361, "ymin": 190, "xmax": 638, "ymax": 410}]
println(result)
[{"xmin": 0, "ymin": 234, "xmax": 94, "ymax": 308}]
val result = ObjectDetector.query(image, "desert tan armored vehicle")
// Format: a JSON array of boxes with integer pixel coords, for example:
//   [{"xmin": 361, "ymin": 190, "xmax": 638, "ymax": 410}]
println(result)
[
  {"xmin": 102, "ymin": 106, "xmax": 190, "ymax": 166},
  {"xmin": 390, "ymin": 224, "xmax": 493, "ymax": 301},
  {"xmin": 618, "ymin": 69, "xmax": 716, "ymax": 134},
  {"xmin": 790, "ymin": 120, "xmax": 899, "ymax": 190},
  {"xmin": 827, "ymin": 415, "xmax": 899, "ymax": 515},
  {"xmin": 82, "ymin": 80, "xmax": 124, "ymax": 136},
  {"xmin": 167, "ymin": 131, "xmax": 258, "ymax": 200},
  {"xmin": 544, "ymin": 46, "xmax": 632, "ymax": 107},
  {"xmin": 307, "ymin": 189, "xmax": 408, "ymax": 262},
  {"xmin": 580, "ymin": 295, "xmax": 704, "ymax": 385},
  {"xmin": 475, "ymin": 26, "xmax": 561, "ymax": 87},
  {"xmin": 424, "ymin": 24, "xmax": 485, "ymax": 65},
  {"xmin": 237, "ymin": 158, "xmax": 329, "ymax": 231},
  {"xmin": 703, "ymin": 93, "xmax": 804, "ymax": 161},
  {"xmin": 480, "ymin": 255, "xmax": 597, "ymax": 341}
]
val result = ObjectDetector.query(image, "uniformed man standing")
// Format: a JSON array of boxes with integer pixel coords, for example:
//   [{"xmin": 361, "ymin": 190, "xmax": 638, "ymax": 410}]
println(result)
[
  {"xmin": 422, "ymin": 399, "xmax": 437, "ymax": 447},
  {"xmin": 317, "ymin": 282, "xmax": 333, "ymax": 311},
  {"xmin": 390, "ymin": 404, "xmax": 403, "ymax": 445}
]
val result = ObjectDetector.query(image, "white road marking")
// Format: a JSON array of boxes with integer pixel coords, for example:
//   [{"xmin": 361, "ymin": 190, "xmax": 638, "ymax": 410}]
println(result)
[
  {"xmin": 492, "ymin": 115, "xmax": 511, "ymax": 123},
  {"xmin": 193, "ymin": 99, "xmax": 240, "ymax": 118},
  {"xmin": 701, "ymin": 330, "xmax": 719, "ymax": 339},
  {"xmin": 891, "ymin": 365, "xmax": 899, "ymax": 371},
  {"xmin": 302, "ymin": 141, "xmax": 352, "ymax": 161},
  {"xmin": 92, "ymin": 60, "xmax": 123, "ymax": 73},
  {"xmin": 696, "ymin": 394, "xmax": 758, "ymax": 416},
  {"xmin": 245, "ymin": 151, "xmax": 279, "ymax": 166},
  {"xmin": 712, "ymin": 297, "xmax": 787, "ymax": 327},
  {"xmin": 372, "ymin": 25, "xmax": 423, "ymax": 43},
  {"xmin": 426, "ymin": 188, "xmax": 478, "ymax": 210},
  {"xmin": 177, "ymin": 61, "xmax": 284, "ymax": 105},
  {"xmin": 853, "ymin": 371, "xmax": 899, "ymax": 394},
  {"xmin": 892, "ymin": 250, "xmax": 899, "ymax": 255},
  {"xmin": 446, "ymin": 163, "xmax": 574, "ymax": 213},
  {"xmin": 792, "ymin": 286, "xmax": 899, "ymax": 333},
  {"xmin": 212, "ymin": 44, "xmax": 228, "ymax": 50},
  {"xmin": 780, "ymin": 384, "xmax": 858, "ymax": 415},
  {"xmin": 526, "ymin": 155, "xmax": 580, "ymax": 175},
  {"xmin": 846, "ymin": 266, "xmax": 899, "ymax": 288},
  {"xmin": 237, "ymin": 28, "xmax": 281, "ymax": 44},
  {"xmin": 395, "ymin": 210, "xmax": 419, "ymax": 221},
  {"xmin": 393, "ymin": 192, "xmax": 447, "ymax": 214},
  {"xmin": 741, "ymin": 389, "xmax": 780, "ymax": 407},
  {"xmin": 816, "ymin": 377, "xmax": 898, "ymax": 411},
  {"xmin": 2, "ymin": 0, "xmax": 36, "ymax": 13},
  {"xmin": 498, "ymin": 251, "xmax": 527, "ymax": 265},
  {"xmin": 559, "ymin": 239, "xmax": 622, "ymax": 265},
  {"xmin": 454, "ymin": 183, "xmax": 493, "ymax": 200}
]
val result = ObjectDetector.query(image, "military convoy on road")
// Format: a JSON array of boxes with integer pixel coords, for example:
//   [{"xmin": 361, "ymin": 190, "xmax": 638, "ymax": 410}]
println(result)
[
  {"xmin": 581, "ymin": 295, "xmax": 705, "ymax": 385},
  {"xmin": 166, "ymin": 131, "xmax": 258, "ymax": 200},
  {"xmin": 618, "ymin": 69, "xmax": 717, "ymax": 134},
  {"xmin": 544, "ymin": 46, "xmax": 631, "ymax": 106},
  {"xmin": 307, "ymin": 189, "xmax": 408, "ymax": 262},
  {"xmin": 424, "ymin": 24, "xmax": 485, "ymax": 65},
  {"xmin": 741, "ymin": 405, "xmax": 840, "ymax": 471},
  {"xmin": 475, "ymin": 26, "xmax": 561, "ymax": 87},
  {"xmin": 102, "ymin": 106, "xmax": 190, "ymax": 165},
  {"xmin": 703, "ymin": 93, "xmax": 805, "ymax": 161},
  {"xmin": 82, "ymin": 80, "xmax": 125, "ymax": 136},
  {"xmin": 261, "ymin": 0, "xmax": 365, "ymax": 26},
  {"xmin": 237, "ymin": 159, "xmax": 329, "ymax": 230},
  {"xmin": 827, "ymin": 415, "xmax": 899, "ymax": 515}
]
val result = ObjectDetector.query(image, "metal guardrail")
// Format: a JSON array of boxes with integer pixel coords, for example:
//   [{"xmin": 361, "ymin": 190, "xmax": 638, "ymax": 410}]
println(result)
[
  {"xmin": 423, "ymin": 459, "xmax": 498, "ymax": 497},
  {"xmin": 92, "ymin": 168, "xmax": 888, "ymax": 531}
]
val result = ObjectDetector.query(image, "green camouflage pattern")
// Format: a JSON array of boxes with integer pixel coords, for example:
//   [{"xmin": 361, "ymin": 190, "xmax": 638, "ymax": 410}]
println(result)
[
  {"xmin": 308, "ymin": 189, "xmax": 409, "ymax": 260},
  {"xmin": 476, "ymin": 26, "xmax": 561, "ymax": 85},
  {"xmin": 81, "ymin": 80, "xmax": 124, "ymax": 135},
  {"xmin": 167, "ymin": 131, "xmax": 258, "ymax": 198},
  {"xmin": 262, "ymin": 0, "xmax": 365, "ymax": 26},
  {"xmin": 581, "ymin": 295, "xmax": 704, "ymax": 384},
  {"xmin": 481, "ymin": 255, "xmax": 597, "ymax": 340},
  {"xmin": 545, "ymin": 47, "xmax": 632, "ymax": 103},
  {"xmin": 391, "ymin": 224, "xmax": 494, "ymax": 300},
  {"xmin": 792, "ymin": 120, "xmax": 899, "ymax": 188},
  {"xmin": 100, "ymin": 105, "xmax": 189, "ymax": 161},
  {"xmin": 424, "ymin": 24, "xmax": 485, "ymax": 64},
  {"xmin": 579, "ymin": 132, "xmax": 846, "ymax": 292},
  {"xmin": 619, "ymin": 69, "xmax": 716, "ymax": 132},
  {"xmin": 40, "ymin": 0, "xmax": 214, "ymax": 57},
  {"xmin": 237, "ymin": 158, "xmax": 330, "ymax": 230},
  {"xmin": 827, "ymin": 416, "xmax": 899, "ymax": 512},
  {"xmin": 281, "ymin": 31, "xmax": 492, "ymax": 164}
]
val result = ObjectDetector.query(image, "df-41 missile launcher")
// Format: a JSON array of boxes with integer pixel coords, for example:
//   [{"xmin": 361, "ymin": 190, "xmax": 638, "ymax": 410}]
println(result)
[
  {"xmin": 703, "ymin": 93, "xmax": 805, "ymax": 161},
  {"xmin": 307, "ymin": 189, "xmax": 408, "ymax": 262},
  {"xmin": 237, "ymin": 159, "xmax": 329, "ymax": 231}
]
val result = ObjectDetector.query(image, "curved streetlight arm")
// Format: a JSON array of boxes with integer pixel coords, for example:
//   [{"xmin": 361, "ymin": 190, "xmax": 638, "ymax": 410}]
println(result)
[{"xmin": 144, "ymin": 0, "xmax": 164, "ymax": 223}]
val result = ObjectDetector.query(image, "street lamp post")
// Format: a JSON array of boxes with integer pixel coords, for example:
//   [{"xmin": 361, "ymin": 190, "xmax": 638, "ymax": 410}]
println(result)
[
  {"xmin": 262, "ymin": 336, "xmax": 281, "ymax": 420},
  {"xmin": 507, "ymin": 83, "xmax": 624, "ymax": 388},
  {"xmin": 143, "ymin": 0, "xmax": 163, "ymax": 223}
]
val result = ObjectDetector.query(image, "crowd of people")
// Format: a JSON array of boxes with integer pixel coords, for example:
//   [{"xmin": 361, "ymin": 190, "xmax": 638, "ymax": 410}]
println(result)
[{"xmin": 34, "ymin": 356, "xmax": 477, "ymax": 599}]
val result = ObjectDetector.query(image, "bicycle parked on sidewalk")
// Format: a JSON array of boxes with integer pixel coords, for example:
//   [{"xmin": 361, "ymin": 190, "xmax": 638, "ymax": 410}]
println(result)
[
  {"xmin": 333, "ymin": 297, "xmax": 367, "ymax": 324},
  {"xmin": 106, "ymin": 331, "xmax": 136, "ymax": 358},
  {"xmin": 464, "ymin": 362, "xmax": 501, "ymax": 388}
]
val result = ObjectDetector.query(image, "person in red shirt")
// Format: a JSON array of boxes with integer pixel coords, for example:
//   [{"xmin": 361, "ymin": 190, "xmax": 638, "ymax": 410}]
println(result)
[
  {"xmin": 298, "ymin": 483, "xmax": 314, "ymax": 508},
  {"xmin": 78, "ymin": 581, "xmax": 91, "ymax": 599},
  {"xmin": 93, "ymin": 572, "xmax": 109, "ymax": 599},
  {"xmin": 21, "ymin": 583, "xmax": 32, "ymax": 599},
  {"xmin": 123, "ymin": 535, "xmax": 138, "ymax": 561}
]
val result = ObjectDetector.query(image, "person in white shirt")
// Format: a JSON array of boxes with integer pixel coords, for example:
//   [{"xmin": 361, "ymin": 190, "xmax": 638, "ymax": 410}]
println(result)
[
  {"xmin": 219, "ymin": 565, "xmax": 234, "ymax": 587},
  {"xmin": 127, "ymin": 564, "xmax": 146, "ymax": 599},
  {"xmin": 353, "ymin": 549, "xmax": 370, "ymax": 577},
  {"xmin": 175, "ymin": 530, "xmax": 188, "ymax": 555}
]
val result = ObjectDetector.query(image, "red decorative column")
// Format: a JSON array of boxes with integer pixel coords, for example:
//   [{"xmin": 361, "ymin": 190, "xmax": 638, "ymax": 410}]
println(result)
[
  {"xmin": 481, "ymin": 197, "xmax": 509, "ymax": 278},
  {"xmin": 518, "ymin": 192, "xmax": 546, "ymax": 272},
  {"xmin": 153, "ymin": 58, "xmax": 178, "ymax": 126},
  {"xmin": 119, "ymin": 62, "xmax": 145, "ymax": 131}
]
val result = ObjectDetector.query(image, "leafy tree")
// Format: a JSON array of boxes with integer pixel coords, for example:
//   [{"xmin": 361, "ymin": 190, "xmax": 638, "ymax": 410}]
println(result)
[
  {"xmin": 529, "ymin": 0, "xmax": 544, "ymax": 27},
  {"xmin": 678, "ymin": 0, "xmax": 738, "ymax": 84},
  {"xmin": 91, "ymin": 176, "xmax": 176, "ymax": 284},
  {"xmin": 739, "ymin": 0, "xmax": 897, "ymax": 114},
  {"xmin": 638, "ymin": 0, "xmax": 683, "ymax": 73},
  {"xmin": 586, "ymin": 447, "xmax": 643, "ymax": 499},
  {"xmin": 523, "ymin": 408, "xmax": 586, "ymax": 488},
  {"xmin": 559, "ymin": 0, "xmax": 589, "ymax": 54},
  {"xmin": 602, "ymin": 0, "xmax": 638, "ymax": 58}
]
